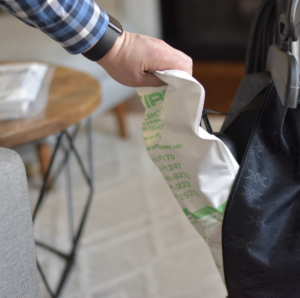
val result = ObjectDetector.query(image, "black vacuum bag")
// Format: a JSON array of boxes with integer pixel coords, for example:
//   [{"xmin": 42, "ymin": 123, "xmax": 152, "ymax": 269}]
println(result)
[
  {"xmin": 222, "ymin": 79, "xmax": 300, "ymax": 297},
  {"xmin": 220, "ymin": 0, "xmax": 300, "ymax": 296}
]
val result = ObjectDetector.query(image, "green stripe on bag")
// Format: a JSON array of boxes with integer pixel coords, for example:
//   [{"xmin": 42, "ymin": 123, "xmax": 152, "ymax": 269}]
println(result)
[{"xmin": 183, "ymin": 202, "xmax": 227, "ymax": 220}]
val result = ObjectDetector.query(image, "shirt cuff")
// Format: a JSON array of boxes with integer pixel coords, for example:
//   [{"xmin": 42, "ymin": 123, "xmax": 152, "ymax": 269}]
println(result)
[{"xmin": 40, "ymin": 0, "xmax": 109, "ymax": 54}]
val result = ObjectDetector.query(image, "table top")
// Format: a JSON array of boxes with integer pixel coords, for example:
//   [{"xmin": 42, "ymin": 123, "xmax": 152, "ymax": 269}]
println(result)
[{"xmin": 0, "ymin": 63, "xmax": 101, "ymax": 148}]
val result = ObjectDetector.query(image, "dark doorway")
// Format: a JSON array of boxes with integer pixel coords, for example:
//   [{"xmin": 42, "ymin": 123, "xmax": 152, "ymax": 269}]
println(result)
[{"xmin": 160, "ymin": 0, "xmax": 262, "ymax": 61}]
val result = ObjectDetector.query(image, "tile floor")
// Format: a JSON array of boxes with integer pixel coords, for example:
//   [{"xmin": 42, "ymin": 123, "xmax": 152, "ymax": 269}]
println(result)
[{"xmin": 28, "ymin": 113, "xmax": 228, "ymax": 298}]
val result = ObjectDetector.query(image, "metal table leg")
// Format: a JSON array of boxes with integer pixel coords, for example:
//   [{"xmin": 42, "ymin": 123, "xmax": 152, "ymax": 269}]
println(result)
[{"xmin": 33, "ymin": 118, "xmax": 94, "ymax": 298}]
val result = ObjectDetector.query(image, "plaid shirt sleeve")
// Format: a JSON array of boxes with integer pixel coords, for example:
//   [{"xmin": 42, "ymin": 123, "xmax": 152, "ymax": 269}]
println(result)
[{"xmin": 0, "ymin": 0, "xmax": 109, "ymax": 54}]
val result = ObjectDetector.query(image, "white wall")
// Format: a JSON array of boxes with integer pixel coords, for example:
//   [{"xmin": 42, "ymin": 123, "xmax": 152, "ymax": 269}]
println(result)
[{"xmin": 95, "ymin": 0, "xmax": 162, "ymax": 38}]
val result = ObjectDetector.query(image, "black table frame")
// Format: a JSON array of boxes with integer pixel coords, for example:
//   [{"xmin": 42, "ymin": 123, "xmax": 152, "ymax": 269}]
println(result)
[{"xmin": 32, "ymin": 118, "xmax": 94, "ymax": 298}]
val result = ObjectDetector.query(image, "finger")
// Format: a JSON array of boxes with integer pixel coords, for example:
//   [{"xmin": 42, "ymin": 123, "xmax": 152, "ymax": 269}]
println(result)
[
  {"xmin": 155, "ymin": 51, "xmax": 193, "ymax": 76},
  {"xmin": 138, "ymin": 73, "xmax": 166, "ymax": 87},
  {"xmin": 172, "ymin": 52, "xmax": 193, "ymax": 75}
]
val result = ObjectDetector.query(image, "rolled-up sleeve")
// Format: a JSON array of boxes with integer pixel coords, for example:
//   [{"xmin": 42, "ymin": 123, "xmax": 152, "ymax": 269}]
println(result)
[{"xmin": 0, "ymin": 0, "xmax": 109, "ymax": 54}]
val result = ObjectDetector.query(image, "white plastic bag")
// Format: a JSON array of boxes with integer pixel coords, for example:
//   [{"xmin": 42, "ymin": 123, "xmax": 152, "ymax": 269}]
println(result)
[
  {"xmin": 136, "ymin": 70, "xmax": 239, "ymax": 281},
  {"xmin": 0, "ymin": 63, "xmax": 54, "ymax": 120}
]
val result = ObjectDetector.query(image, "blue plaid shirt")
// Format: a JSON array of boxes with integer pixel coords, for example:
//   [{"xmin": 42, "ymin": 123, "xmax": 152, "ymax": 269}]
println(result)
[{"xmin": 0, "ymin": 0, "xmax": 109, "ymax": 54}]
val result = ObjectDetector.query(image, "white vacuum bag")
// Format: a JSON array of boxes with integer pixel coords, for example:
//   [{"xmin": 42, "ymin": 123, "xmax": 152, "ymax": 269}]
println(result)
[{"xmin": 136, "ymin": 70, "xmax": 239, "ymax": 281}]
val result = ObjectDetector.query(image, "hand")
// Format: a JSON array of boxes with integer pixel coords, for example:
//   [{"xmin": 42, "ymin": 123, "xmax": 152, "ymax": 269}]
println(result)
[{"xmin": 97, "ymin": 31, "xmax": 193, "ymax": 87}]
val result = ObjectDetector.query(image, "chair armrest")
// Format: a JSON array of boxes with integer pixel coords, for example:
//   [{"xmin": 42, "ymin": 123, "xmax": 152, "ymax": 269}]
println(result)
[{"xmin": 0, "ymin": 148, "xmax": 39, "ymax": 298}]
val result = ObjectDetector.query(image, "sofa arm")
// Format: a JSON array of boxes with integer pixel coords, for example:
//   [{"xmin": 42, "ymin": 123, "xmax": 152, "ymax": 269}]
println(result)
[{"xmin": 0, "ymin": 148, "xmax": 39, "ymax": 298}]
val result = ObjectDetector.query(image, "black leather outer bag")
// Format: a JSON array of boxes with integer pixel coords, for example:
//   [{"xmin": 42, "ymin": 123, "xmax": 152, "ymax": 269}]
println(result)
[{"xmin": 222, "ymin": 72, "xmax": 300, "ymax": 297}]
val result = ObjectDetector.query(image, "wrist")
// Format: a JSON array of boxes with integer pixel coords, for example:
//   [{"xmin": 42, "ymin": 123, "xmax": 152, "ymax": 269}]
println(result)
[
  {"xmin": 82, "ymin": 14, "xmax": 123, "ymax": 62},
  {"xmin": 97, "ymin": 31, "xmax": 127, "ymax": 66}
]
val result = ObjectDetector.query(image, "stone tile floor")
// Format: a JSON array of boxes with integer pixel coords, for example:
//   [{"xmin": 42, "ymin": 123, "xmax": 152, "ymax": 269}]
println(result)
[{"xmin": 28, "ymin": 113, "xmax": 227, "ymax": 298}]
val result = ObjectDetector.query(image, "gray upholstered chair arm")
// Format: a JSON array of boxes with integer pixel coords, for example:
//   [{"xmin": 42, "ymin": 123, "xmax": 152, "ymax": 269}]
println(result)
[{"xmin": 0, "ymin": 148, "xmax": 39, "ymax": 298}]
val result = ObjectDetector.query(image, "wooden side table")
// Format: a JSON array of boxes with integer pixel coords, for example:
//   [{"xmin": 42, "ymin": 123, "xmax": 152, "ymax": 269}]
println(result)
[
  {"xmin": 0, "ymin": 65, "xmax": 100, "ymax": 147},
  {"xmin": 0, "ymin": 63, "xmax": 101, "ymax": 298}
]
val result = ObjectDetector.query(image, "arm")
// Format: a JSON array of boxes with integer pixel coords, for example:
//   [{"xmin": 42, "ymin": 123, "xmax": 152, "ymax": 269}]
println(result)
[
  {"xmin": 0, "ymin": 0, "xmax": 108, "ymax": 54},
  {"xmin": 0, "ymin": 0, "xmax": 192, "ymax": 87}
]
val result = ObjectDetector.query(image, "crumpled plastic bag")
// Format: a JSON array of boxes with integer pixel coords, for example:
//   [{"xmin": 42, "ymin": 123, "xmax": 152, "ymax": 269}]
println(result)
[{"xmin": 136, "ymin": 70, "xmax": 239, "ymax": 281}]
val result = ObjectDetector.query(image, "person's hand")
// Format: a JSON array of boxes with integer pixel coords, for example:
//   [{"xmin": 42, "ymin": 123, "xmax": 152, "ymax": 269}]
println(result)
[{"xmin": 97, "ymin": 31, "xmax": 193, "ymax": 87}]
